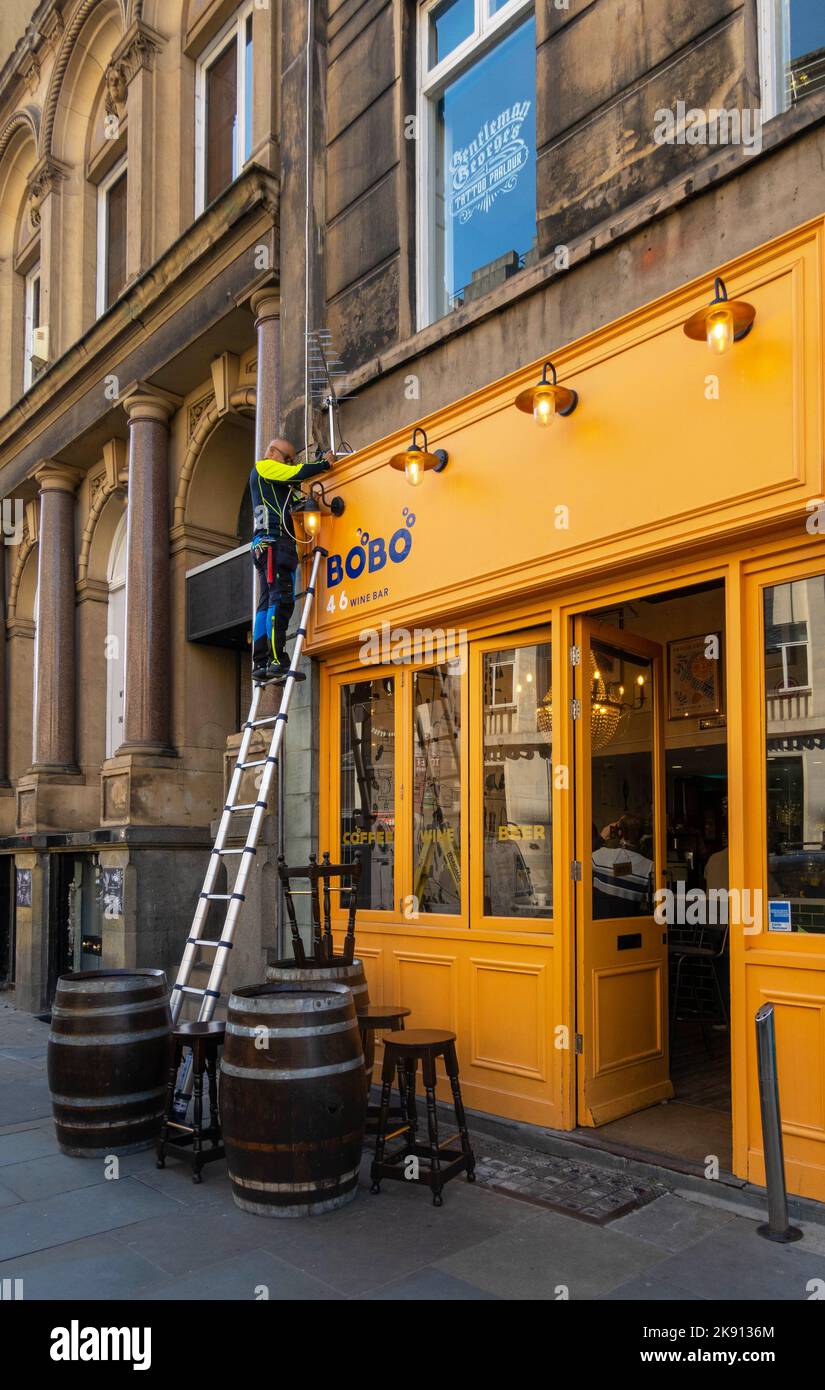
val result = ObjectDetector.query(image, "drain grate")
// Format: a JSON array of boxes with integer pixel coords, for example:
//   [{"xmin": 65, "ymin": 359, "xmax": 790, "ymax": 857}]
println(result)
[{"xmin": 472, "ymin": 1134, "xmax": 666, "ymax": 1225}]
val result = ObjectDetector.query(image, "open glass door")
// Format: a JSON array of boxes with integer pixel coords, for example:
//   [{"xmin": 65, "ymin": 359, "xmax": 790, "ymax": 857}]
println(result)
[{"xmin": 574, "ymin": 618, "xmax": 672, "ymax": 1126}]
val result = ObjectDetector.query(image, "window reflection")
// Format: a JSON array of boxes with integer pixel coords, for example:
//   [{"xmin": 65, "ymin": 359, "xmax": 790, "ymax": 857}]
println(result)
[
  {"xmin": 433, "ymin": 17, "xmax": 536, "ymax": 318},
  {"xmin": 340, "ymin": 679, "xmax": 395, "ymax": 910},
  {"xmin": 482, "ymin": 642, "xmax": 552, "ymax": 918},
  {"xmin": 764, "ymin": 576, "xmax": 825, "ymax": 932},
  {"xmin": 413, "ymin": 664, "xmax": 461, "ymax": 914},
  {"xmin": 590, "ymin": 644, "xmax": 655, "ymax": 918}
]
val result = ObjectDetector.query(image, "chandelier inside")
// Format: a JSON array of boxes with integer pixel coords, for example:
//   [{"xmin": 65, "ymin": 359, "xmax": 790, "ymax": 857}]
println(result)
[{"xmin": 536, "ymin": 650, "xmax": 635, "ymax": 750}]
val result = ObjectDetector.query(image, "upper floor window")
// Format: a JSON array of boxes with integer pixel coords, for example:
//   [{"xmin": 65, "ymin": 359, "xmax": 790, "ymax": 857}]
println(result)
[
  {"xmin": 96, "ymin": 159, "xmax": 128, "ymax": 315},
  {"xmin": 759, "ymin": 0, "xmax": 825, "ymax": 119},
  {"xmin": 417, "ymin": 0, "xmax": 536, "ymax": 327},
  {"xmin": 23, "ymin": 264, "xmax": 42, "ymax": 391},
  {"xmin": 195, "ymin": 2, "xmax": 254, "ymax": 213}
]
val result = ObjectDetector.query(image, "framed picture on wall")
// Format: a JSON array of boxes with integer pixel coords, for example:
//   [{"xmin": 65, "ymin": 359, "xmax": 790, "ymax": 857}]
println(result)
[{"xmin": 668, "ymin": 632, "xmax": 723, "ymax": 720}]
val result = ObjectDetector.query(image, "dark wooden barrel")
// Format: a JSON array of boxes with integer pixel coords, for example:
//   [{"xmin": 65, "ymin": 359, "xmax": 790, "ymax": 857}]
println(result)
[
  {"xmin": 221, "ymin": 981, "xmax": 366, "ymax": 1217},
  {"xmin": 266, "ymin": 956, "xmax": 373, "ymax": 1088},
  {"xmin": 47, "ymin": 970, "xmax": 172, "ymax": 1158}
]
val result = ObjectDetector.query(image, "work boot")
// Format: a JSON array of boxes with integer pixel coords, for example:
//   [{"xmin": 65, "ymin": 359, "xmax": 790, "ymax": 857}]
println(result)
[{"xmin": 251, "ymin": 661, "xmax": 269, "ymax": 684}]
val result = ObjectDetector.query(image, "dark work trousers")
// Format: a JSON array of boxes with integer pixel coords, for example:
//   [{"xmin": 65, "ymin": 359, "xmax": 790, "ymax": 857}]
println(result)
[{"xmin": 252, "ymin": 543, "xmax": 296, "ymax": 667}]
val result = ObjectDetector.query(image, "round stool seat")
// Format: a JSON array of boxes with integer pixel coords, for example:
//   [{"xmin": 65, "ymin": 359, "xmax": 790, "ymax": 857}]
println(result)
[
  {"xmin": 174, "ymin": 1021, "xmax": 226, "ymax": 1040},
  {"xmin": 357, "ymin": 1004, "xmax": 411, "ymax": 1030},
  {"xmin": 383, "ymin": 1028, "xmax": 456, "ymax": 1053}
]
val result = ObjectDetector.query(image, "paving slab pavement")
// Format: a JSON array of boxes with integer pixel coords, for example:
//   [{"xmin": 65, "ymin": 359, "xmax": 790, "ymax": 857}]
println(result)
[{"xmin": 0, "ymin": 998, "xmax": 823, "ymax": 1302}]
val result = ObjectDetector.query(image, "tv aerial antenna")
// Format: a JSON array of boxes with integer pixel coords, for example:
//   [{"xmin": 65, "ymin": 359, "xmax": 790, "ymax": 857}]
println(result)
[{"xmin": 306, "ymin": 329, "xmax": 353, "ymax": 458}]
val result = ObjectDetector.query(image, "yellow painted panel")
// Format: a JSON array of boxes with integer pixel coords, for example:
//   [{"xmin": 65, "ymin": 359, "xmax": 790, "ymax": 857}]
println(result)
[
  {"xmin": 773, "ymin": 997, "xmax": 825, "ymax": 1134},
  {"xmin": 356, "ymin": 946, "xmax": 384, "ymax": 1006},
  {"xmin": 470, "ymin": 959, "xmax": 546, "ymax": 1080},
  {"xmin": 594, "ymin": 964, "xmax": 664, "ymax": 1076},
  {"xmin": 392, "ymin": 950, "xmax": 458, "ymax": 1033}
]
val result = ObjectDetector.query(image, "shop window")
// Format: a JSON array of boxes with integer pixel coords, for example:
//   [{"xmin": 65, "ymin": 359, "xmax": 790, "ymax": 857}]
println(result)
[
  {"xmin": 763, "ymin": 574, "xmax": 825, "ymax": 933},
  {"xmin": 759, "ymin": 0, "xmax": 825, "ymax": 119},
  {"xmin": 413, "ymin": 663, "xmax": 462, "ymax": 915},
  {"xmin": 418, "ymin": 0, "xmax": 536, "ymax": 326},
  {"xmin": 96, "ymin": 160, "xmax": 127, "ymax": 314},
  {"xmin": 482, "ymin": 641, "xmax": 551, "ymax": 919},
  {"xmin": 340, "ymin": 678, "xmax": 395, "ymax": 910},
  {"xmin": 195, "ymin": 3, "xmax": 254, "ymax": 214},
  {"xmin": 23, "ymin": 263, "xmax": 41, "ymax": 390}
]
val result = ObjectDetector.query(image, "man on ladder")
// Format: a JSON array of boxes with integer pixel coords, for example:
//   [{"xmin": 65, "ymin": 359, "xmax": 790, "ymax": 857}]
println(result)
[{"xmin": 250, "ymin": 437, "xmax": 333, "ymax": 682}]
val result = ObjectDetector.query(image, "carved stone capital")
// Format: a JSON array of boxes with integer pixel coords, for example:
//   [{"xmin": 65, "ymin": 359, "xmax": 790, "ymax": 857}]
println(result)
[
  {"xmin": 122, "ymin": 382, "xmax": 181, "ymax": 426},
  {"xmin": 27, "ymin": 154, "xmax": 69, "ymax": 228},
  {"xmin": 111, "ymin": 19, "xmax": 165, "ymax": 86},
  {"xmin": 32, "ymin": 461, "xmax": 83, "ymax": 495}
]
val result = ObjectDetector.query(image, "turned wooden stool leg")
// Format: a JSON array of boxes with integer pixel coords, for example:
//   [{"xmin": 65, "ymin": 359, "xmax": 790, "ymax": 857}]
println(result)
[
  {"xmin": 205, "ymin": 1046, "xmax": 220, "ymax": 1147},
  {"xmin": 370, "ymin": 1049, "xmax": 396, "ymax": 1193},
  {"xmin": 157, "ymin": 1037, "xmax": 183, "ymax": 1169},
  {"xmin": 422, "ymin": 1051, "xmax": 443, "ymax": 1205},
  {"xmin": 191, "ymin": 1041, "xmax": 205, "ymax": 1183},
  {"xmin": 404, "ymin": 1057, "xmax": 418, "ymax": 1135},
  {"xmin": 445, "ymin": 1040, "xmax": 475, "ymax": 1180}
]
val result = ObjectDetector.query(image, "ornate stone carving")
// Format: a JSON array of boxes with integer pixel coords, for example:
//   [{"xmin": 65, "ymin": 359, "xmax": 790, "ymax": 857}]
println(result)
[
  {"xmin": 27, "ymin": 154, "xmax": 67, "ymax": 229},
  {"xmin": 188, "ymin": 392, "xmax": 214, "ymax": 439},
  {"xmin": 110, "ymin": 20, "xmax": 164, "ymax": 87},
  {"xmin": 104, "ymin": 63, "xmax": 128, "ymax": 117}
]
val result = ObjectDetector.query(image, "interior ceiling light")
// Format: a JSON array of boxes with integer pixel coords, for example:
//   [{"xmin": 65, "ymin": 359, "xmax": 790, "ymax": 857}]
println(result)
[
  {"xmin": 683, "ymin": 276, "xmax": 756, "ymax": 356},
  {"xmin": 514, "ymin": 360, "xmax": 579, "ymax": 427},
  {"xmin": 388, "ymin": 427, "xmax": 449, "ymax": 487}
]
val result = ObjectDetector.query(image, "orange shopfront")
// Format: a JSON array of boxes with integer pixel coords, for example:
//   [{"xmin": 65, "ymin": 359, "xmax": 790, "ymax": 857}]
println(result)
[{"xmin": 306, "ymin": 216, "xmax": 825, "ymax": 1202}]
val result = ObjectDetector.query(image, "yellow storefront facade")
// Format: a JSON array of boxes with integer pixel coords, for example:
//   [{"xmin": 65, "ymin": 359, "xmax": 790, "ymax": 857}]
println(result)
[{"xmin": 304, "ymin": 214, "xmax": 825, "ymax": 1204}]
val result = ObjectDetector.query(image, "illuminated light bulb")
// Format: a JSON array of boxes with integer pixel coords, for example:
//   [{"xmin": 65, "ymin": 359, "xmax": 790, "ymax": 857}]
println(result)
[
  {"xmin": 706, "ymin": 305, "xmax": 734, "ymax": 356},
  {"xmin": 618, "ymin": 685, "xmax": 625, "ymax": 696},
  {"xmin": 593, "ymin": 669, "xmax": 601, "ymax": 682},
  {"xmin": 303, "ymin": 507, "xmax": 321, "ymax": 537},
  {"xmin": 637, "ymin": 674, "xmax": 645, "ymax": 686},
  {"xmin": 405, "ymin": 454, "xmax": 424, "ymax": 486},
  {"xmin": 526, "ymin": 672, "xmax": 533, "ymax": 683},
  {"xmin": 516, "ymin": 682, "xmax": 523, "ymax": 694},
  {"xmin": 533, "ymin": 385, "xmax": 556, "ymax": 427}
]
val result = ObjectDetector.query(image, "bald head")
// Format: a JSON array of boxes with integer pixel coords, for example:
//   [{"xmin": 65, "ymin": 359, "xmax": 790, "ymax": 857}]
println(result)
[{"xmin": 267, "ymin": 437, "xmax": 296, "ymax": 464}]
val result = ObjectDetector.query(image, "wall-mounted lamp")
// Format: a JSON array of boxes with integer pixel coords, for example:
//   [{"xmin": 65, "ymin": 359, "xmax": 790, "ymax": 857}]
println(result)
[
  {"xmin": 514, "ymin": 360, "xmax": 578, "ymax": 427},
  {"xmin": 683, "ymin": 276, "xmax": 756, "ymax": 356},
  {"xmin": 290, "ymin": 480, "xmax": 345, "ymax": 543},
  {"xmin": 388, "ymin": 427, "xmax": 449, "ymax": 487}
]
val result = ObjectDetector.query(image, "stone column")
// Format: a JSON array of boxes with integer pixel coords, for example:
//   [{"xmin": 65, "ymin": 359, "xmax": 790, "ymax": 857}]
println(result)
[
  {"xmin": 32, "ymin": 463, "xmax": 82, "ymax": 772},
  {"xmin": 251, "ymin": 286, "xmax": 281, "ymax": 456},
  {"xmin": 0, "ymin": 550, "xmax": 8, "ymax": 788},
  {"xmin": 119, "ymin": 384, "xmax": 180, "ymax": 756}
]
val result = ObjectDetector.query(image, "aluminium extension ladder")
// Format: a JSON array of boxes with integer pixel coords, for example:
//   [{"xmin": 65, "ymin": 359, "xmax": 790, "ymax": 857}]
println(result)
[{"xmin": 169, "ymin": 544, "xmax": 327, "ymax": 1027}]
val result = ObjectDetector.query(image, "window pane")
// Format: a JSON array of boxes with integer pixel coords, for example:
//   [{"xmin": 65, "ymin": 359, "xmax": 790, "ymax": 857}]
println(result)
[
  {"xmin": 105, "ymin": 171, "xmax": 127, "ymax": 308},
  {"xmin": 590, "ymin": 645, "xmax": 655, "ymax": 918},
  {"xmin": 764, "ymin": 575, "xmax": 825, "ymax": 933},
  {"xmin": 483, "ymin": 643, "xmax": 552, "ymax": 918},
  {"xmin": 787, "ymin": 1, "xmax": 825, "ymax": 106},
  {"xmin": 206, "ymin": 36, "xmax": 238, "ymax": 204},
  {"xmin": 433, "ymin": 17, "xmax": 536, "ymax": 319},
  {"xmin": 413, "ymin": 664, "xmax": 461, "ymax": 915},
  {"xmin": 340, "ymin": 679, "xmax": 395, "ymax": 910},
  {"xmin": 429, "ymin": 0, "xmax": 474, "ymax": 67},
  {"xmin": 244, "ymin": 14, "xmax": 253, "ymax": 159}
]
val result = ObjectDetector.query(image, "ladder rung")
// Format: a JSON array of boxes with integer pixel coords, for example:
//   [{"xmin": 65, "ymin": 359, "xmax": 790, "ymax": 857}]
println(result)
[
  {"xmin": 229, "ymin": 801, "xmax": 267, "ymax": 813},
  {"xmin": 216, "ymin": 847, "xmax": 256, "ymax": 857},
  {"xmin": 187, "ymin": 938, "xmax": 234, "ymax": 950},
  {"xmin": 237, "ymin": 757, "xmax": 277, "ymax": 770},
  {"xmin": 173, "ymin": 985, "xmax": 221, "ymax": 998},
  {"xmin": 200, "ymin": 892, "xmax": 245, "ymax": 902},
  {"xmin": 246, "ymin": 713, "xmax": 288, "ymax": 729}
]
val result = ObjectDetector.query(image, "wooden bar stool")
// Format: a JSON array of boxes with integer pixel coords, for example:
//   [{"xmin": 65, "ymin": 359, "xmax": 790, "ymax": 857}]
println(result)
[
  {"xmin": 370, "ymin": 1030, "xmax": 475, "ymax": 1206},
  {"xmin": 357, "ymin": 1004, "xmax": 411, "ymax": 1134},
  {"xmin": 157, "ymin": 1021, "xmax": 225, "ymax": 1182}
]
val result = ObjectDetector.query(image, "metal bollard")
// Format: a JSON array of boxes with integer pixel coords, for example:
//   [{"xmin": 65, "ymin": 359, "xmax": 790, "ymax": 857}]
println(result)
[{"xmin": 755, "ymin": 1003, "xmax": 802, "ymax": 1243}]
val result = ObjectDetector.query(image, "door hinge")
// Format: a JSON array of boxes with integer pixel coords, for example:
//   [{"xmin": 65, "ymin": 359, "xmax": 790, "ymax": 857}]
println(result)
[
  {"xmin": 569, "ymin": 644, "xmax": 581, "ymax": 667},
  {"xmin": 570, "ymin": 859, "xmax": 582, "ymax": 881},
  {"xmin": 569, "ymin": 697, "xmax": 581, "ymax": 720},
  {"xmin": 574, "ymin": 1033, "xmax": 583, "ymax": 1054}
]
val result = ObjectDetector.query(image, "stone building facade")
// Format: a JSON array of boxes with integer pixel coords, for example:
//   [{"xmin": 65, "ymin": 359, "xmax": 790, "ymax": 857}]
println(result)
[{"xmin": 0, "ymin": 0, "xmax": 307, "ymax": 1012}]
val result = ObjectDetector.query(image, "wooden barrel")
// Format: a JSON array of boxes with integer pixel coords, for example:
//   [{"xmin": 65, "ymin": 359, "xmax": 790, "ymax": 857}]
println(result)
[
  {"xmin": 221, "ymin": 981, "xmax": 366, "ymax": 1217},
  {"xmin": 47, "ymin": 969, "xmax": 172, "ymax": 1158},
  {"xmin": 266, "ymin": 956, "xmax": 373, "ymax": 1088}
]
